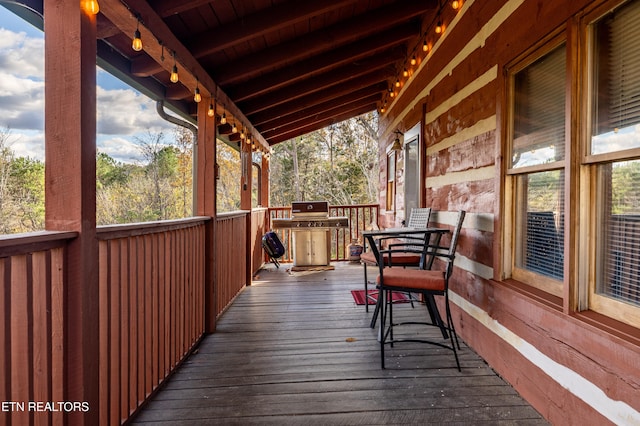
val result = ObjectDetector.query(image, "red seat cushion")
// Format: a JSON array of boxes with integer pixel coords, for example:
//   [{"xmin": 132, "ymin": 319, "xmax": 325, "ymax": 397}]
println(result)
[
  {"xmin": 376, "ymin": 267, "xmax": 446, "ymax": 292},
  {"xmin": 360, "ymin": 251, "xmax": 421, "ymax": 266}
]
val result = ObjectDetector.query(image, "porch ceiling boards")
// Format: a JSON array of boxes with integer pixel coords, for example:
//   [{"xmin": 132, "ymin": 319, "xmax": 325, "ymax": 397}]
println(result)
[
  {"xmin": 5, "ymin": 0, "xmax": 437, "ymax": 146},
  {"xmin": 130, "ymin": 263, "xmax": 548, "ymax": 424}
]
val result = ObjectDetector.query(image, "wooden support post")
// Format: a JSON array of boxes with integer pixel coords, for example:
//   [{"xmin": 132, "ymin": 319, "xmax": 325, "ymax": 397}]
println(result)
[
  {"xmin": 261, "ymin": 153, "xmax": 270, "ymax": 208},
  {"xmin": 196, "ymin": 99, "xmax": 217, "ymax": 333},
  {"xmin": 240, "ymin": 144, "xmax": 253, "ymax": 286},
  {"xmin": 43, "ymin": 1, "xmax": 99, "ymax": 423}
]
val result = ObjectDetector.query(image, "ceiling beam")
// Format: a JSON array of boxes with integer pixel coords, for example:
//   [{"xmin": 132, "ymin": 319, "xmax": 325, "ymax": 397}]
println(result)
[
  {"xmin": 227, "ymin": 24, "xmax": 417, "ymax": 103},
  {"xmin": 259, "ymin": 95, "xmax": 381, "ymax": 139},
  {"xmin": 188, "ymin": 0, "xmax": 360, "ymax": 59},
  {"xmin": 242, "ymin": 66, "xmax": 393, "ymax": 117},
  {"xmin": 212, "ymin": 2, "xmax": 431, "ymax": 86},
  {"xmin": 253, "ymin": 83, "xmax": 387, "ymax": 129},
  {"xmin": 267, "ymin": 104, "xmax": 377, "ymax": 145},
  {"xmin": 154, "ymin": 0, "xmax": 214, "ymax": 17},
  {"xmin": 237, "ymin": 50, "xmax": 401, "ymax": 115}
]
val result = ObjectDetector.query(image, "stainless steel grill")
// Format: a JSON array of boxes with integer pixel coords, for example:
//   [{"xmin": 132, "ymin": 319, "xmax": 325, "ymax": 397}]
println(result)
[{"xmin": 272, "ymin": 201, "xmax": 349, "ymax": 268}]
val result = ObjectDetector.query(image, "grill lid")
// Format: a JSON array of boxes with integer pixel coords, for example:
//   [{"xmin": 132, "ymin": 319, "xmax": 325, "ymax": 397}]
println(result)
[{"xmin": 291, "ymin": 201, "xmax": 329, "ymax": 217}]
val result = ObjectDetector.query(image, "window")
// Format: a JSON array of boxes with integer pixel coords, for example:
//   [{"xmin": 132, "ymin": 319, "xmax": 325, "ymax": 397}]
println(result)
[
  {"xmin": 386, "ymin": 151, "xmax": 396, "ymax": 212},
  {"xmin": 585, "ymin": 0, "xmax": 640, "ymax": 324},
  {"xmin": 252, "ymin": 161, "xmax": 262, "ymax": 208},
  {"xmin": 506, "ymin": 41, "xmax": 567, "ymax": 297}
]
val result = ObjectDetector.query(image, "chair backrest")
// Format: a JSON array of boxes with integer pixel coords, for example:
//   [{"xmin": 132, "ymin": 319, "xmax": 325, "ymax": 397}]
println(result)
[
  {"xmin": 406, "ymin": 207, "xmax": 431, "ymax": 228},
  {"xmin": 443, "ymin": 210, "xmax": 466, "ymax": 277},
  {"xmin": 419, "ymin": 210, "xmax": 465, "ymax": 274}
]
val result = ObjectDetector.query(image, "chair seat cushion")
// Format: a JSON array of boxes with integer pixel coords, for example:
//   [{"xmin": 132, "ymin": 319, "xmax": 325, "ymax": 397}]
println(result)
[
  {"xmin": 376, "ymin": 267, "xmax": 446, "ymax": 292},
  {"xmin": 360, "ymin": 250, "xmax": 421, "ymax": 266}
]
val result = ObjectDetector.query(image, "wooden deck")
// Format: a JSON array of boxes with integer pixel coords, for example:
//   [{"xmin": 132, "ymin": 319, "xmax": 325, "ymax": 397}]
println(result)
[{"xmin": 131, "ymin": 262, "xmax": 548, "ymax": 425}]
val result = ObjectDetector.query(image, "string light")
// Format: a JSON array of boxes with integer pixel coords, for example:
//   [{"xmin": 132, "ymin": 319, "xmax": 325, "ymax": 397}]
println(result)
[
  {"xmin": 452, "ymin": 0, "xmax": 460, "ymax": 10},
  {"xmin": 208, "ymin": 103, "xmax": 215, "ymax": 117},
  {"xmin": 435, "ymin": 20, "xmax": 443, "ymax": 34},
  {"xmin": 395, "ymin": 79, "xmax": 400, "ymax": 88},
  {"xmin": 132, "ymin": 19, "xmax": 143, "ymax": 51},
  {"xmin": 423, "ymin": 40, "xmax": 429, "ymax": 52},
  {"xmin": 410, "ymin": 55, "xmax": 416, "ymax": 66},
  {"xmin": 194, "ymin": 80, "xmax": 202, "ymax": 103},
  {"xmin": 403, "ymin": 68, "xmax": 409, "ymax": 77},
  {"xmin": 170, "ymin": 53, "xmax": 179, "ymax": 83},
  {"xmin": 83, "ymin": 0, "xmax": 100, "ymax": 15},
  {"xmin": 220, "ymin": 111, "xmax": 227, "ymax": 125},
  {"xmin": 232, "ymin": 122, "xmax": 238, "ymax": 133}
]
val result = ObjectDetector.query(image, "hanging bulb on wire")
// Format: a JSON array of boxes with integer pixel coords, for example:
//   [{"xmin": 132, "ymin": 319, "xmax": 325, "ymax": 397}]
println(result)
[
  {"xmin": 221, "ymin": 112, "xmax": 227, "ymax": 125},
  {"xmin": 132, "ymin": 21, "xmax": 143, "ymax": 51},
  {"xmin": 435, "ymin": 20, "xmax": 443, "ymax": 34},
  {"xmin": 208, "ymin": 103, "xmax": 215, "ymax": 117},
  {"xmin": 83, "ymin": 0, "xmax": 100, "ymax": 15},
  {"xmin": 452, "ymin": 0, "xmax": 460, "ymax": 10},
  {"xmin": 170, "ymin": 65, "xmax": 179, "ymax": 83}
]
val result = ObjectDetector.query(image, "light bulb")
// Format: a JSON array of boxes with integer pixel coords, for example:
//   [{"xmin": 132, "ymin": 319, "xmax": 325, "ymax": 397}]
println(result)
[
  {"xmin": 170, "ymin": 65, "xmax": 179, "ymax": 83},
  {"xmin": 410, "ymin": 55, "xmax": 416, "ymax": 66},
  {"xmin": 208, "ymin": 103, "xmax": 214, "ymax": 117},
  {"xmin": 423, "ymin": 40, "xmax": 428, "ymax": 52},
  {"xmin": 83, "ymin": 0, "xmax": 100, "ymax": 15},
  {"xmin": 435, "ymin": 21, "xmax": 443, "ymax": 34},
  {"xmin": 452, "ymin": 0, "xmax": 460, "ymax": 10},
  {"xmin": 132, "ymin": 29, "xmax": 143, "ymax": 51},
  {"xmin": 395, "ymin": 79, "xmax": 400, "ymax": 87},
  {"xmin": 220, "ymin": 112, "xmax": 227, "ymax": 124},
  {"xmin": 194, "ymin": 87, "xmax": 201, "ymax": 103},
  {"xmin": 232, "ymin": 123, "xmax": 238, "ymax": 133},
  {"xmin": 403, "ymin": 68, "xmax": 408, "ymax": 77}
]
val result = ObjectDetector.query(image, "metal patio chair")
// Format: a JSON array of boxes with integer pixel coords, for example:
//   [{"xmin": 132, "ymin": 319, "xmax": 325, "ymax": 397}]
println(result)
[{"xmin": 375, "ymin": 210, "xmax": 466, "ymax": 370}]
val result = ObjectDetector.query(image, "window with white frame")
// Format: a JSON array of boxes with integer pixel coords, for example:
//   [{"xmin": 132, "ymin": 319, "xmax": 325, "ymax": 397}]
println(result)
[
  {"xmin": 584, "ymin": 0, "xmax": 640, "ymax": 325},
  {"xmin": 506, "ymin": 40, "xmax": 567, "ymax": 297}
]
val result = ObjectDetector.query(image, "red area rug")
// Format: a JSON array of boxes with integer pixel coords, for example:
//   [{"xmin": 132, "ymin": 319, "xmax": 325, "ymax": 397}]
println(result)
[{"xmin": 350, "ymin": 290, "xmax": 410, "ymax": 305}]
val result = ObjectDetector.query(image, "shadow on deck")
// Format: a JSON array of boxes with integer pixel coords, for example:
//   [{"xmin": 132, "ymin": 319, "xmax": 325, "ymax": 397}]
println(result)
[{"xmin": 131, "ymin": 262, "xmax": 547, "ymax": 425}]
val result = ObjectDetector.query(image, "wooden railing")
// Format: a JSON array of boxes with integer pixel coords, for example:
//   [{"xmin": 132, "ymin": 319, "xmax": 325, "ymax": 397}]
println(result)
[
  {"xmin": 0, "ymin": 205, "xmax": 372, "ymax": 425},
  {"xmin": 96, "ymin": 217, "xmax": 208, "ymax": 424},
  {"xmin": 214, "ymin": 212, "xmax": 250, "ymax": 318},
  {"xmin": 0, "ymin": 231, "xmax": 77, "ymax": 426},
  {"xmin": 267, "ymin": 204, "xmax": 379, "ymax": 262},
  {"xmin": 251, "ymin": 208, "xmax": 269, "ymax": 275}
]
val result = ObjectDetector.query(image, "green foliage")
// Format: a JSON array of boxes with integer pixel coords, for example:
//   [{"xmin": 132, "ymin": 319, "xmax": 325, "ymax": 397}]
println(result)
[{"xmin": 269, "ymin": 112, "xmax": 379, "ymax": 206}]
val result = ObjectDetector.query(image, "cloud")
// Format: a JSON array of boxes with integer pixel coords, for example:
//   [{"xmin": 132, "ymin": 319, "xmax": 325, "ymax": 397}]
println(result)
[
  {"xmin": 0, "ymin": 16, "xmax": 184, "ymax": 165},
  {"xmin": 5, "ymin": 131, "xmax": 45, "ymax": 161},
  {"xmin": 98, "ymin": 136, "xmax": 147, "ymax": 164},
  {"xmin": 0, "ymin": 28, "xmax": 44, "ymax": 79}
]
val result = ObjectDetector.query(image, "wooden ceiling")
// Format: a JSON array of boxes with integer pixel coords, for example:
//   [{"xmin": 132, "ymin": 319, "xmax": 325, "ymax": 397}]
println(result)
[{"xmin": 7, "ymin": 0, "xmax": 438, "ymax": 147}]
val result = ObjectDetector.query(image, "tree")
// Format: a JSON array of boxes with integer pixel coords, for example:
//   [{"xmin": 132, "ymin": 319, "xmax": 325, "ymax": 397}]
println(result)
[{"xmin": 269, "ymin": 112, "xmax": 379, "ymax": 206}]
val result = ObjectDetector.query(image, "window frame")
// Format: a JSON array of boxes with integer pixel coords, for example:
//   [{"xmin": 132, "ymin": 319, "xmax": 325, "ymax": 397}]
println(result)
[
  {"xmin": 503, "ymin": 32, "xmax": 568, "ymax": 298},
  {"xmin": 578, "ymin": 0, "xmax": 640, "ymax": 326}
]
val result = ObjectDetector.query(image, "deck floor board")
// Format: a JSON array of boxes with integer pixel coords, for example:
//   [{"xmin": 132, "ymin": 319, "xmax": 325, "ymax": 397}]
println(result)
[{"xmin": 131, "ymin": 262, "xmax": 548, "ymax": 425}]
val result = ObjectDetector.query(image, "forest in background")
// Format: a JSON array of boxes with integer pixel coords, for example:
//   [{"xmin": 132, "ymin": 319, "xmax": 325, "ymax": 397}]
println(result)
[{"xmin": 0, "ymin": 112, "xmax": 379, "ymax": 234}]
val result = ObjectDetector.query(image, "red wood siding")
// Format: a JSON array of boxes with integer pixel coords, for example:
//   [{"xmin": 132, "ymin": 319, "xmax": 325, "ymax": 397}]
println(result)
[{"xmin": 380, "ymin": 0, "xmax": 640, "ymax": 424}]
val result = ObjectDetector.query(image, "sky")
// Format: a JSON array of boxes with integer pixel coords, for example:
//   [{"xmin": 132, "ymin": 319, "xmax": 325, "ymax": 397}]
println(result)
[{"xmin": 0, "ymin": 6, "xmax": 176, "ymax": 164}]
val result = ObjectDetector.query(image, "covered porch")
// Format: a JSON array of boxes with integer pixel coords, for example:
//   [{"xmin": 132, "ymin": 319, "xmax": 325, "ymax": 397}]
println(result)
[{"xmin": 131, "ymin": 262, "xmax": 546, "ymax": 425}]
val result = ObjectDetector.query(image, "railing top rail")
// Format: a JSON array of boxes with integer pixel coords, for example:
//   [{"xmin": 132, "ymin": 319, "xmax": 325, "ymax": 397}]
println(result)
[
  {"xmin": 217, "ymin": 210, "xmax": 251, "ymax": 220},
  {"xmin": 97, "ymin": 216, "xmax": 210, "ymax": 240},
  {"xmin": 0, "ymin": 230, "xmax": 78, "ymax": 257}
]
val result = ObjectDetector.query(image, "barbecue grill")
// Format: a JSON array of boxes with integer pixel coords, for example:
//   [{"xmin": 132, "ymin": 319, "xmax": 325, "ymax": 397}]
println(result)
[{"xmin": 272, "ymin": 201, "xmax": 349, "ymax": 268}]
